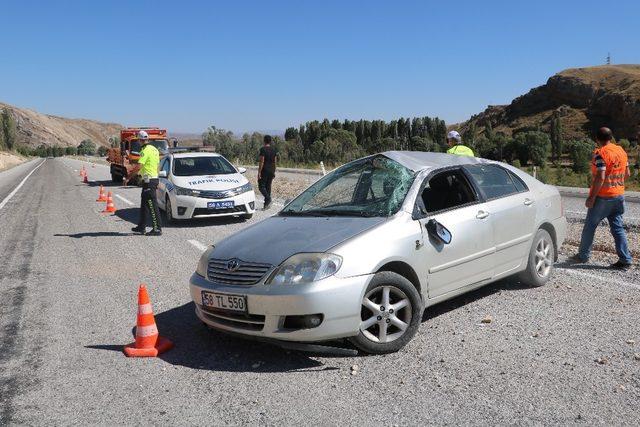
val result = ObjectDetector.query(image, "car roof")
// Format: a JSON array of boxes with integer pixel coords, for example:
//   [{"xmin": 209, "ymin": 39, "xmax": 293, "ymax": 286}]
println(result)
[
  {"xmin": 381, "ymin": 151, "xmax": 488, "ymax": 172},
  {"xmin": 170, "ymin": 151, "xmax": 223, "ymax": 159}
]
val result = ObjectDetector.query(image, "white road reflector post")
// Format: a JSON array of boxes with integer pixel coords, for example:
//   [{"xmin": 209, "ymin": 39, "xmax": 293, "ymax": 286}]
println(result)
[
  {"xmin": 533, "ymin": 166, "xmax": 537, "ymax": 179},
  {"xmin": 320, "ymin": 161, "xmax": 326, "ymax": 176}
]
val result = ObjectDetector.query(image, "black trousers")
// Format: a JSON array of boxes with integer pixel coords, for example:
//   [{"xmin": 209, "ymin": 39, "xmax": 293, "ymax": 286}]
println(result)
[
  {"xmin": 258, "ymin": 173, "xmax": 274, "ymax": 203},
  {"xmin": 138, "ymin": 179, "xmax": 162, "ymax": 231}
]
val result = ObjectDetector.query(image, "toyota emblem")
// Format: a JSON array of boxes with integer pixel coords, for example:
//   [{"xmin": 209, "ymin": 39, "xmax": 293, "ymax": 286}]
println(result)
[{"xmin": 226, "ymin": 259, "xmax": 240, "ymax": 272}]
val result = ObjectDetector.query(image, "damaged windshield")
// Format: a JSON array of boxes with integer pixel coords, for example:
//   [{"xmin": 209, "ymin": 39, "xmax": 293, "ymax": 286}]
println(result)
[{"xmin": 281, "ymin": 156, "xmax": 415, "ymax": 217}]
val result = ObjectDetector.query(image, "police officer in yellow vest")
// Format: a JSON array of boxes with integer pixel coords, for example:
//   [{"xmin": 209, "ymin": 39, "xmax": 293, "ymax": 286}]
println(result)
[
  {"xmin": 125, "ymin": 130, "xmax": 162, "ymax": 236},
  {"xmin": 446, "ymin": 130, "xmax": 474, "ymax": 157}
]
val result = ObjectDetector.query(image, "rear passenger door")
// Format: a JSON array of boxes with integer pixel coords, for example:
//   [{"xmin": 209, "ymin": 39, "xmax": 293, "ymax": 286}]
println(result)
[{"xmin": 464, "ymin": 164, "xmax": 536, "ymax": 276}]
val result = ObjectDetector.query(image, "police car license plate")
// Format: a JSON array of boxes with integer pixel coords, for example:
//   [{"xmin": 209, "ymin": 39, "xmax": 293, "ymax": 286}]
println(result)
[
  {"xmin": 207, "ymin": 201, "xmax": 235, "ymax": 210},
  {"xmin": 201, "ymin": 291, "xmax": 246, "ymax": 312}
]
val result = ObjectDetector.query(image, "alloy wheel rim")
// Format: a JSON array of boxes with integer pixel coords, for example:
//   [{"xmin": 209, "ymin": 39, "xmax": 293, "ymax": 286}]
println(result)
[
  {"xmin": 360, "ymin": 285, "xmax": 412, "ymax": 344},
  {"xmin": 534, "ymin": 237, "xmax": 553, "ymax": 278}
]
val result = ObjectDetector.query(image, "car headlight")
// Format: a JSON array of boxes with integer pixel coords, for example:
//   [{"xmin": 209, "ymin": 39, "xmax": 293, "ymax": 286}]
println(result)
[
  {"xmin": 237, "ymin": 182, "xmax": 252, "ymax": 194},
  {"xmin": 196, "ymin": 245, "xmax": 215, "ymax": 277},
  {"xmin": 176, "ymin": 186, "xmax": 199, "ymax": 197},
  {"xmin": 266, "ymin": 253, "xmax": 342, "ymax": 285}
]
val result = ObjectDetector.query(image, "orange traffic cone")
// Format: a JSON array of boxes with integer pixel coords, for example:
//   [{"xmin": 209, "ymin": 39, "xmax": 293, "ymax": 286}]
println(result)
[
  {"xmin": 80, "ymin": 166, "xmax": 85, "ymax": 177},
  {"xmin": 102, "ymin": 191, "xmax": 116, "ymax": 213},
  {"xmin": 96, "ymin": 185, "xmax": 107, "ymax": 202},
  {"xmin": 124, "ymin": 284, "xmax": 173, "ymax": 357}
]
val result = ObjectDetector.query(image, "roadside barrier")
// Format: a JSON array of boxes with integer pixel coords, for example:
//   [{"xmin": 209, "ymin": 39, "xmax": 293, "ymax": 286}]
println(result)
[
  {"xmin": 101, "ymin": 191, "xmax": 116, "ymax": 213},
  {"xmin": 124, "ymin": 284, "xmax": 173, "ymax": 358},
  {"xmin": 96, "ymin": 185, "xmax": 107, "ymax": 202}
]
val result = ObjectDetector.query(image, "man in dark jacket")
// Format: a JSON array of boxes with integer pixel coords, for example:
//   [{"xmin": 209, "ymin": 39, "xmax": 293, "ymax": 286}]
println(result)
[{"xmin": 258, "ymin": 135, "xmax": 277, "ymax": 209}]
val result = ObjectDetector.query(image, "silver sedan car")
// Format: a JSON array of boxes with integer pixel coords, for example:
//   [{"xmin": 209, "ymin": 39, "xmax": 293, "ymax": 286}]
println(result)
[{"xmin": 190, "ymin": 152, "xmax": 567, "ymax": 354}]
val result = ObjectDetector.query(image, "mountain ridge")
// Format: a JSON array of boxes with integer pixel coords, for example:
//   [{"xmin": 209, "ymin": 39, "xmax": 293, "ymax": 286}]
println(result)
[
  {"xmin": 0, "ymin": 102, "xmax": 122, "ymax": 148},
  {"xmin": 461, "ymin": 64, "xmax": 640, "ymax": 141}
]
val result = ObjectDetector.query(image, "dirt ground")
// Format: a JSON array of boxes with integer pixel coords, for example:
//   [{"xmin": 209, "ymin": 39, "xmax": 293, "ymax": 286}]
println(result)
[{"xmin": 0, "ymin": 151, "xmax": 28, "ymax": 172}]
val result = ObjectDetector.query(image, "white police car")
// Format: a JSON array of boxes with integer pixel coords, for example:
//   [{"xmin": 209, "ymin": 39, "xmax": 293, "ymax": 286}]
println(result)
[{"xmin": 157, "ymin": 152, "xmax": 256, "ymax": 222}]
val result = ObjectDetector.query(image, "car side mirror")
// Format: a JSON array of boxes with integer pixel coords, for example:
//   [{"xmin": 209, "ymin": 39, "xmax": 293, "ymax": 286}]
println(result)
[
  {"xmin": 158, "ymin": 171, "xmax": 167, "ymax": 178},
  {"xmin": 238, "ymin": 167, "xmax": 247, "ymax": 174},
  {"xmin": 425, "ymin": 219, "xmax": 452, "ymax": 244}
]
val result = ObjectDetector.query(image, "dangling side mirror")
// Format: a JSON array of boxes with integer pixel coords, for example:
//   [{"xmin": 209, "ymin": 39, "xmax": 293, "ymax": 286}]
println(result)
[{"xmin": 425, "ymin": 219, "xmax": 452, "ymax": 244}]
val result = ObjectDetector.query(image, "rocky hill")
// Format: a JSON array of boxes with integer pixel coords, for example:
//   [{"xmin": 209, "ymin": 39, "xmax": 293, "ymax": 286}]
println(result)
[
  {"xmin": 0, "ymin": 102, "xmax": 122, "ymax": 148},
  {"xmin": 462, "ymin": 65, "xmax": 640, "ymax": 141}
]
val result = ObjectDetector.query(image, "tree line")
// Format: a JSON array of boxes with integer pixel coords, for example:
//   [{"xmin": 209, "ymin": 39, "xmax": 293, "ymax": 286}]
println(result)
[
  {"xmin": 0, "ymin": 108, "xmax": 18, "ymax": 151},
  {"xmin": 15, "ymin": 138, "xmax": 109, "ymax": 158},
  {"xmin": 203, "ymin": 116, "xmax": 448, "ymax": 166}
]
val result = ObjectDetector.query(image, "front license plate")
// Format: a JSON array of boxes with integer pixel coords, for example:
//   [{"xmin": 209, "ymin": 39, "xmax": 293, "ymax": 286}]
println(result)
[
  {"xmin": 201, "ymin": 291, "xmax": 246, "ymax": 312},
  {"xmin": 207, "ymin": 201, "xmax": 235, "ymax": 210}
]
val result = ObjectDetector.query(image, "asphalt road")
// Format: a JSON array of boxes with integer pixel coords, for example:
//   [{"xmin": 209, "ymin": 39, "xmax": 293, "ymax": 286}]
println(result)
[{"xmin": 1, "ymin": 158, "xmax": 639, "ymax": 425}]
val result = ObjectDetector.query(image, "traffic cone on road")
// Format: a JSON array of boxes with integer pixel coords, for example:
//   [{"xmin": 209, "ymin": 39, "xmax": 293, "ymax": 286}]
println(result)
[
  {"xmin": 124, "ymin": 284, "xmax": 173, "ymax": 358},
  {"xmin": 79, "ymin": 166, "xmax": 85, "ymax": 177},
  {"xmin": 101, "ymin": 191, "xmax": 116, "ymax": 213},
  {"xmin": 83, "ymin": 173, "xmax": 89, "ymax": 184},
  {"xmin": 96, "ymin": 185, "xmax": 107, "ymax": 202}
]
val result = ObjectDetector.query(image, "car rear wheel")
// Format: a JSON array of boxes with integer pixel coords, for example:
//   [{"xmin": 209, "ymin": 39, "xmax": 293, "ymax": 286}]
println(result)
[
  {"xmin": 164, "ymin": 196, "xmax": 175, "ymax": 225},
  {"xmin": 350, "ymin": 271, "xmax": 422, "ymax": 354},
  {"xmin": 519, "ymin": 228, "xmax": 555, "ymax": 287}
]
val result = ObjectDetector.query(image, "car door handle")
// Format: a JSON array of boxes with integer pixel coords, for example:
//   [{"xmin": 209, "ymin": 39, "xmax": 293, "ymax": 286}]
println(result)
[
  {"xmin": 524, "ymin": 198, "xmax": 534, "ymax": 206},
  {"xmin": 476, "ymin": 210, "xmax": 490, "ymax": 219}
]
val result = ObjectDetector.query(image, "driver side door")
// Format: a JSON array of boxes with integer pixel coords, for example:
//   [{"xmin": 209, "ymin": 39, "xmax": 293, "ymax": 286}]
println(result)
[
  {"xmin": 416, "ymin": 168, "xmax": 496, "ymax": 299},
  {"xmin": 157, "ymin": 157, "xmax": 171, "ymax": 208}
]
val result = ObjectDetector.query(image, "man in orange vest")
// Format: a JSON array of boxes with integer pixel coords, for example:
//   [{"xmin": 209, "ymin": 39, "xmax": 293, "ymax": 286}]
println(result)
[{"xmin": 570, "ymin": 127, "xmax": 632, "ymax": 269}]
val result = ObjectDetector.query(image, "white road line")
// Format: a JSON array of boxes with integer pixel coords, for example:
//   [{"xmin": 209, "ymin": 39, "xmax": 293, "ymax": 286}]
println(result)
[
  {"xmin": 559, "ymin": 267, "xmax": 640, "ymax": 290},
  {"xmin": 0, "ymin": 159, "xmax": 46, "ymax": 211},
  {"xmin": 188, "ymin": 239, "xmax": 209, "ymax": 252},
  {"xmin": 115, "ymin": 194, "xmax": 135, "ymax": 206}
]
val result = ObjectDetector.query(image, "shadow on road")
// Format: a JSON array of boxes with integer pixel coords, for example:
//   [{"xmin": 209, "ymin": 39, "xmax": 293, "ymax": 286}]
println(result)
[
  {"xmin": 87, "ymin": 179, "xmax": 128, "ymax": 189},
  {"xmin": 54, "ymin": 232, "xmax": 136, "ymax": 238},
  {"xmin": 114, "ymin": 207, "xmax": 249, "ymax": 229},
  {"xmin": 555, "ymin": 261, "xmax": 612, "ymax": 271},
  {"xmin": 423, "ymin": 277, "xmax": 530, "ymax": 322},
  {"xmin": 86, "ymin": 302, "xmax": 342, "ymax": 372}
]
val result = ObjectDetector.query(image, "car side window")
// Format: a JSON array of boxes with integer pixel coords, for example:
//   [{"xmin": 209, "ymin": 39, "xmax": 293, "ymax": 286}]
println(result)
[
  {"xmin": 421, "ymin": 169, "xmax": 477, "ymax": 214},
  {"xmin": 161, "ymin": 158, "xmax": 170, "ymax": 176},
  {"xmin": 466, "ymin": 165, "xmax": 521, "ymax": 200},
  {"xmin": 508, "ymin": 170, "xmax": 528, "ymax": 192}
]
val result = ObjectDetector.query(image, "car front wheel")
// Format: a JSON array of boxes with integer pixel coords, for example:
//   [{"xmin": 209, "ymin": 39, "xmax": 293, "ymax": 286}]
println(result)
[
  {"xmin": 164, "ymin": 196, "xmax": 176, "ymax": 225},
  {"xmin": 519, "ymin": 228, "xmax": 555, "ymax": 287},
  {"xmin": 350, "ymin": 271, "xmax": 422, "ymax": 354}
]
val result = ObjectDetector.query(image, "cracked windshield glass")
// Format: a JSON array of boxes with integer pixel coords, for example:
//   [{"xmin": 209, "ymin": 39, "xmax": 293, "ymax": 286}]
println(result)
[{"xmin": 282, "ymin": 156, "xmax": 415, "ymax": 217}]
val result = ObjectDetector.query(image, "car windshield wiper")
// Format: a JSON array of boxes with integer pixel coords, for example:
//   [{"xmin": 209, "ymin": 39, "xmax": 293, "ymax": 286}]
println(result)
[{"xmin": 280, "ymin": 208, "xmax": 386, "ymax": 217}]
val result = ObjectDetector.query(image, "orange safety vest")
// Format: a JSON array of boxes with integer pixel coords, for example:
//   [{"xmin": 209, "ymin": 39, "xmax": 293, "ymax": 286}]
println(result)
[{"xmin": 591, "ymin": 143, "xmax": 628, "ymax": 197}]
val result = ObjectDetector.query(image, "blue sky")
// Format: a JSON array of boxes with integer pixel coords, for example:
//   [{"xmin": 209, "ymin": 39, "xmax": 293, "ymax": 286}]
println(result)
[{"xmin": 1, "ymin": 0, "xmax": 639, "ymax": 134}]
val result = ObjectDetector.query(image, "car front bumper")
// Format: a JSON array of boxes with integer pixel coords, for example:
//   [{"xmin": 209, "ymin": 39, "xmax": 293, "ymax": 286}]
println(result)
[
  {"xmin": 189, "ymin": 272, "xmax": 371, "ymax": 342},
  {"xmin": 172, "ymin": 191, "xmax": 256, "ymax": 219}
]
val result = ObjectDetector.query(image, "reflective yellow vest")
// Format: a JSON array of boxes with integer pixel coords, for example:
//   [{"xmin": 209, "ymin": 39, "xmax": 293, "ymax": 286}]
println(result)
[
  {"xmin": 447, "ymin": 144, "xmax": 474, "ymax": 157},
  {"xmin": 138, "ymin": 144, "xmax": 160, "ymax": 178}
]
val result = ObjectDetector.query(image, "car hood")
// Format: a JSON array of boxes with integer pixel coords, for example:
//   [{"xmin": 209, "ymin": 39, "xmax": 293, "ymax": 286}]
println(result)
[
  {"xmin": 172, "ymin": 173, "xmax": 247, "ymax": 190},
  {"xmin": 211, "ymin": 216, "xmax": 387, "ymax": 265}
]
